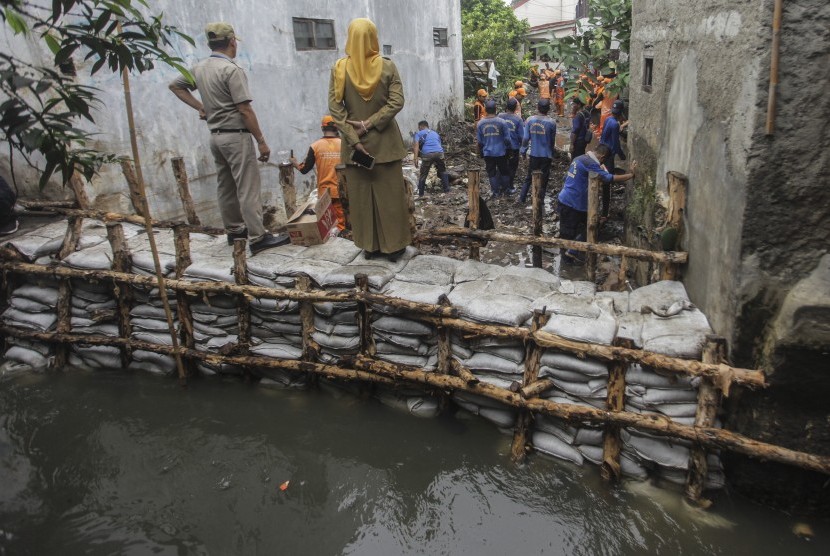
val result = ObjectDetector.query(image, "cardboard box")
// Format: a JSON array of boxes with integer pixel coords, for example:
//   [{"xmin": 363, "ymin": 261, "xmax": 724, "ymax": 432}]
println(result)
[{"xmin": 285, "ymin": 190, "xmax": 338, "ymax": 246}]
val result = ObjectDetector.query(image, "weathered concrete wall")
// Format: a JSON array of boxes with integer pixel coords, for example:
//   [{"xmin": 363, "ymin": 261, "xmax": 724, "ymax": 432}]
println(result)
[
  {"xmin": 630, "ymin": 0, "xmax": 830, "ymax": 513},
  {"xmin": 0, "ymin": 0, "xmax": 464, "ymax": 225}
]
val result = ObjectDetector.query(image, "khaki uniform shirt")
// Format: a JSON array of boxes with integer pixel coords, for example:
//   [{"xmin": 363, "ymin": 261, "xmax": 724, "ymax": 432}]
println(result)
[{"xmin": 171, "ymin": 53, "xmax": 253, "ymax": 130}]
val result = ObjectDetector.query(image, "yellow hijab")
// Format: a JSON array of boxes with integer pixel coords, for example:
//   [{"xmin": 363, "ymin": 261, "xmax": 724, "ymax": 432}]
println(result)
[{"xmin": 333, "ymin": 18, "xmax": 382, "ymax": 103}]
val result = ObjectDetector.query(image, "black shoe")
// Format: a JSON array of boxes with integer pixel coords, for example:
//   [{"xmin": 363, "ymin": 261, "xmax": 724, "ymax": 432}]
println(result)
[
  {"xmin": 0, "ymin": 218, "xmax": 19, "ymax": 235},
  {"xmin": 363, "ymin": 249, "xmax": 379, "ymax": 259},
  {"xmin": 249, "ymin": 233, "xmax": 290, "ymax": 255},
  {"xmin": 226, "ymin": 229, "xmax": 248, "ymax": 245},
  {"xmin": 385, "ymin": 248, "xmax": 406, "ymax": 262}
]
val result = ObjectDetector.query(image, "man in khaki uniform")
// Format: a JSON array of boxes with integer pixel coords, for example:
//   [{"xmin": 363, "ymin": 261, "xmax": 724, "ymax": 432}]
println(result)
[{"xmin": 169, "ymin": 22, "xmax": 288, "ymax": 255}]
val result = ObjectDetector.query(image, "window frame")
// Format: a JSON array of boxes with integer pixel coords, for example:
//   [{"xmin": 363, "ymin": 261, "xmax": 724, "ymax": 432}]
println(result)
[
  {"xmin": 292, "ymin": 17, "xmax": 336, "ymax": 51},
  {"xmin": 433, "ymin": 27, "xmax": 448, "ymax": 48},
  {"xmin": 642, "ymin": 55, "xmax": 654, "ymax": 92}
]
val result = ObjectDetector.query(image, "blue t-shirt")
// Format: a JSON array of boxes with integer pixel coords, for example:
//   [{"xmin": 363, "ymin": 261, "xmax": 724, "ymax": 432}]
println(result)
[
  {"xmin": 476, "ymin": 116, "xmax": 509, "ymax": 157},
  {"xmin": 520, "ymin": 114, "xmax": 557, "ymax": 158},
  {"xmin": 571, "ymin": 112, "xmax": 587, "ymax": 142},
  {"xmin": 497, "ymin": 112, "xmax": 525, "ymax": 150},
  {"xmin": 558, "ymin": 153, "xmax": 615, "ymax": 212},
  {"xmin": 414, "ymin": 128, "xmax": 444, "ymax": 154},
  {"xmin": 600, "ymin": 116, "xmax": 622, "ymax": 156}
]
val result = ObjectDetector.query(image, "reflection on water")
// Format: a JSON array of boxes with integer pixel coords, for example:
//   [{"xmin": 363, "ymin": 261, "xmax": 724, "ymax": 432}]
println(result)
[{"xmin": 0, "ymin": 371, "xmax": 827, "ymax": 556}]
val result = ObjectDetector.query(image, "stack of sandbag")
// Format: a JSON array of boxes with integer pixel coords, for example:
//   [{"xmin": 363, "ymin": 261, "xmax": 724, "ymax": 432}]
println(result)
[
  {"xmin": 60, "ymin": 224, "xmax": 143, "ymax": 369},
  {"xmin": 449, "ymin": 265, "xmax": 560, "ymax": 431},
  {"xmin": 614, "ymin": 280, "xmax": 723, "ymax": 488},
  {"xmin": 528, "ymin": 282, "xmax": 619, "ymax": 464},
  {"xmin": 371, "ymin": 253, "xmax": 454, "ymax": 370},
  {"xmin": 1, "ymin": 281, "xmax": 59, "ymax": 370},
  {"xmin": 126, "ymin": 229, "xmax": 189, "ymax": 376},
  {"xmin": 182, "ymin": 237, "xmax": 239, "ymax": 375}
]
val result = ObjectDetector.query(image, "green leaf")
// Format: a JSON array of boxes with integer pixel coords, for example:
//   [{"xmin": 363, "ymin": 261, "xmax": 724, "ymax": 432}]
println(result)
[
  {"xmin": 43, "ymin": 33, "xmax": 61, "ymax": 55},
  {"xmin": 4, "ymin": 8, "xmax": 29, "ymax": 35}
]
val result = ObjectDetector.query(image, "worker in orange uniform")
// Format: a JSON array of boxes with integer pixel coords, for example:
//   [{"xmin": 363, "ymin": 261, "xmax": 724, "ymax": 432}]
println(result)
[
  {"xmin": 538, "ymin": 71, "xmax": 551, "ymax": 100},
  {"xmin": 553, "ymin": 69, "xmax": 565, "ymax": 117},
  {"xmin": 515, "ymin": 87, "xmax": 527, "ymax": 118},
  {"xmin": 473, "ymin": 89, "xmax": 488, "ymax": 122},
  {"xmin": 594, "ymin": 76, "xmax": 617, "ymax": 141},
  {"xmin": 290, "ymin": 115, "xmax": 346, "ymax": 230}
]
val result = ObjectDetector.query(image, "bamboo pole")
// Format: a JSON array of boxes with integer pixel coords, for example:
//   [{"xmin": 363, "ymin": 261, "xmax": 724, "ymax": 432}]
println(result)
[
  {"xmin": 232, "ymin": 239, "xmax": 251, "ymax": 355},
  {"xmin": 435, "ymin": 295, "xmax": 453, "ymax": 413},
  {"xmin": 279, "ymin": 161, "xmax": 297, "ymax": 218},
  {"xmin": 6, "ymin": 206, "xmax": 223, "ymax": 235},
  {"xmin": 602, "ymin": 338, "xmax": 632, "ymax": 482},
  {"xmin": 115, "ymin": 19, "xmax": 184, "ymax": 382},
  {"xmin": 520, "ymin": 378, "xmax": 556, "ymax": 399},
  {"xmin": 69, "ymin": 171, "xmax": 91, "ymax": 210},
  {"xmin": 661, "ymin": 171, "xmax": 687, "ymax": 281},
  {"xmin": 335, "ymin": 164, "xmax": 351, "ymax": 231},
  {"xmin": 511, "ymin": 309, "xmax": 549, "ymax": 463},
  {"xmin": 296, "ymin": 275, "xmax": 320, "ymax": 365},
  {"xmin": 587, "ymin": 175, "xmax": 601, "ymax": 281},
  {"xmin": 765, "ymin": 0, "xmax": 784, "ymax": 136},
  {"xmin": 170, "ymin": 157, "xmax": 201, "ymax": 226},
  {"xmin": 0, "ymin": 260, "xmax": 765, "ymax": 387},
  {"xmin": 686, "ymin": 336, "xmax": 727, "ymax": 505},
  {"xmin": 1, "ymin": 323, "xmax": 819, "ymax": 475},
  {"xmin": 423, "ymin": 227, "xmax": 688, "ymax": 264},
  {"xmin": 173, "ymin": 225, "xmax": 196, "ymax": 376},
  {"xmin": 531, "ymin": 170, "xmax": 543, "ymax": 268},
  {"xmin": 467, "ymin": 169, "xmax": 481, "ymax": 261},
  {"xmin": 105, "ymin": 223, "xmax": 133, "ymax": 367},
  {"xmin": 53, "ymin": 215, "xmax": 83, "ymax": 368}
]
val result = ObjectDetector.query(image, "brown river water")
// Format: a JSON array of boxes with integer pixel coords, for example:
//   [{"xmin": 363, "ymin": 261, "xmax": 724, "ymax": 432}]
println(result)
[{"xmin": 1, "ymin": 370, "xmax": 827, "ymax": 555}]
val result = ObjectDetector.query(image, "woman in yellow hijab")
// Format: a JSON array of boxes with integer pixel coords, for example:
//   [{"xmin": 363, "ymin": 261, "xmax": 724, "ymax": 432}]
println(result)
[{"xmin": 329, "ymin": 18, "xmax": 411, "ymax": 260}]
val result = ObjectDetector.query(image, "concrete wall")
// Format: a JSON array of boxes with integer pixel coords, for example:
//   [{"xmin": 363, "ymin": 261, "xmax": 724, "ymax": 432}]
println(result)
[
  {"xmin": 630, "ymin": 0, "xmax": 830, "ymax": 513},
  {"xmin": 0, "ymin": 0, "xmax": 464, "ymax": 225},
  {"xmin": 512, "ymin": 0, "xmax": 576, "ymax": 28}
]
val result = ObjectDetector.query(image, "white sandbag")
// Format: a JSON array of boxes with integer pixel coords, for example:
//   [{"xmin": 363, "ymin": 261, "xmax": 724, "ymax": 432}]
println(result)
[
  {"xmin": 452, "ymin": 292, "xmax": 533, "ymax": 327},
  {"xmin": 313, "ymin": 317, "xmax": 359, "ymax": 337},
  {"xmin": 250, "ymin": 343, "xmax": 303, "ymax": 360},
  {"xmin": 132, "ymin": 331, "xmax": 178, "ymax": 346},
  {"xmin": 373, "ymin": 331, "xmax": 428, "ymax": 351},
  {"xmin": 596, "ymin": 290, "xmax": 630, "ymax": 314},
  {"xmin": 312, "ymin": 332, "xmax": 359, "ymax": 351},
  {"xmin": 254, "ymin": 370, "xmax": 308, "ymax": 389},
  {"xmin": 578, "ymin": 444, "xmax": 604, "ymax": 465},
  {"xmin": 295, "ymin": 237, "xmax": 362, "ymax": 265},
  {"xmin": 479, "ymin": 406, "xmax": 517, "ymax": 428},
  {"xmin": 558, "ymin": 280, "xmax": 597, "ymax": 297},
  {"xmin": 474, "ymin": 373, "xmax": 517, "ymax": 390},
  {"xmin": 531, "ymin": 292, "xmax": 602, "ymax": 318},
  {"xmin": 251, "ymin": 320, "xmax": 302, "ymax": 336},
  {"xmin": 453, "ymin": 259, "xmax": 505, "ymax": 283},
  {"xmin": 542, "ymin": 311, "xmax": 617, "ymax": 345},
  {"xmin": 377, "ymin": 353, "xmax": 437, "ymax": 369},
  {"xmin": 9, "ymin": 297, "xmax": 54, "ymax": 313},
  {"xmin": 641, "ymin": 387, "xmax": 699, "ymax": 405},
  {"xmin": 532, "ymin": 431, "xmax": 584, "ymax": 465},
  {"xmin": 11, "ymin": 284, "xmax": 59, "ymax": 306},
  {"xmin": 544, "ymin": 394, "xmax": 597, "ymax": 411},
  {"xmin": 616, "ymin": 312, "xmax": 644, "ymax": 346},
  {"xmin": 463, "ymin": 352, "xmax": 524, "ymax": 375},
  {"xmin": 452, "ymin": 390, "xmax": 512, "ymax": 411},
  {"xmin": 382, "ymin": 279, "xmax": 450, "ymax": 307},
  {"xmin": 552, "ymin": 378, "xmax": 607, "ymax": 399},
  {"xmin": 574, "ymin": 427, "xmax": 604, "ymax": 446},
  {"xmin": 478, "ymin": 344, "xmax": 525, "ymax": 364},
  {"xmin": 486, "ymin": 275, "xmax": 557, "ymax": 301},
  {"xmin": 320, "ymin": 264, "xmax": 395, "ymax": 289},
  {"xmin": 7, "ymin": 337, "xmax": 52, "ymax": 356},
  {"xmin": 375, "ymin": 341, "xmax": 434, "ymax": 357},
  {"xmin": 395, "ymin": 255, "xmax": 459, "ymax": 286},
  {"xmin": 249, "ymin": 297, "xmax": 297, "ymax": 313},
  {"xmin": 183, "ymin": 261, "xmax": 234, "ymax": 282},
  {"xmin": 622, "ymin": 430, "xmax": 690, "ymax": 470},
  {"xmin": 372, "ymin": 315, "xmax": 434, "ymax": 336},
  {"xmin": 1, "ymin": 307, "xmax": 57, "ymax": 331},
  {"xmin": 628, "ymin": 280, "xmax": 690, "ymax": 313},
  {"xmin": 626, "ymin": 364, "xmax": 696, "ymax": 389},
  {"xmin": 620, "ymin": 452, "xmax": 650, "ymax": 480},
  {"xmin": 5, "ymin": 345, "xmax": 50, "ymax": 368},
  {"xmin": 502, "ymin": 265, "xmax": 561, "ymax": 286},
  {"xmin": 534, "ymin": 415, "xmax": 577, "ymax": 444},
  {"xmin": 539, "ymin": 352, "xmax": 608, "ymax": 376},
  {"xmin": 275, "ymin": 258, "xmax": 341, "ymax": 285}
]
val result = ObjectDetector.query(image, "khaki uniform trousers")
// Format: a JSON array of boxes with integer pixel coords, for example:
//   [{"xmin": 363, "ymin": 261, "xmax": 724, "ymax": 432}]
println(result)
[{"xmin": 209, "ymin": 131, "xmax": 266, "ymax": 240}]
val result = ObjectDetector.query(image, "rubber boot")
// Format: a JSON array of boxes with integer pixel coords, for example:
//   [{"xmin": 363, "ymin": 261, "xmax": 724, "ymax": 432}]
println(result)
[
  {"xmin": 501, "ymin": 174, "xmax": 513, "ymax": 196},
  {"xmin": 441, "ymin": 173, "xmax": 450, "ymax": 193},
  {"xmin": 417, "ymin": 175, "xmax": 426, "ymax": 197}
]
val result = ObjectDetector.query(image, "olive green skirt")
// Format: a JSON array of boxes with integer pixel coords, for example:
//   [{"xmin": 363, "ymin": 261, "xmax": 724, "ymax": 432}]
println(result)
[{"xmin": 344, "ymin": 160, "xmax": 412, "ymax": 253}]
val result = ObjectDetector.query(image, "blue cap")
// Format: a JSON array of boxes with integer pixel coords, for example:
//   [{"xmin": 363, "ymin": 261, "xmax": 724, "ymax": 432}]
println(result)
[
  {"xmin": 506, "ymin": 98, "xmax": 518, "ymax": 110},
  {"xmin": 484, "ymin": 99, "xmax": 498, "ymax": 112},
  {"xmin": 612, "ymin": 99, "xmax": 625, "ymax": 114}
]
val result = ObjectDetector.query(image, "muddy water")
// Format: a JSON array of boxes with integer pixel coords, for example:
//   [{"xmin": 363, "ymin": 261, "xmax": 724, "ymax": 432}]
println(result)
[{"xmin": 1, "ymin": 371, "xmax": 827, "ymax": 555}]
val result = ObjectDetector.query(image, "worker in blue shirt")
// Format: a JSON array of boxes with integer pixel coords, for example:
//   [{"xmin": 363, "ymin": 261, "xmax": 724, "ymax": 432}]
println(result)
[
  {"xmin": 518, "ymin": 99, "xmax": 557, "ymax": 204},
  {"xmin": 498, "ymin": 98, "xmax": 525, "ymax": 194},
  {"xmin": 413, "ymin": 120, "xmax": 450, "ymax": 196},
  {"xmin": 599, "ymin": 99, "xmax": 627, "ymax": 219},
  {"xmin": 476, "ymin": 99, "xmax": 511, "ymax": 197},
  {"xmin": 569, "ymin": 96, "xmax": 592, "ymax": 160},
  {"xmin": 558, "ymin": 144, "xmax": 637, "ymax": 263}
]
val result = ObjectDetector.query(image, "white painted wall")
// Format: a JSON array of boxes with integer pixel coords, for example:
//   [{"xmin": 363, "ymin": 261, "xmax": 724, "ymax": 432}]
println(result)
[
  {"xmin": 0, "ymin": 0, "xmax": 463, "ymax": 225},
  {"xmin": 512, "ymin": 0, "xmax": 577, "ymax": 28}
]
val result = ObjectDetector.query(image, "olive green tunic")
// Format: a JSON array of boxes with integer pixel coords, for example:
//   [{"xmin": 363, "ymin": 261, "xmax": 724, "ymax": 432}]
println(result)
[{"xmin": 328, "ymin": 58, "xmax": 411, "ymax": 253}]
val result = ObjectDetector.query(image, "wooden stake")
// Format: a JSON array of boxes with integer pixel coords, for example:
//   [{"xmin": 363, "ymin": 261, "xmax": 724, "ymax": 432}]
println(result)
[
  {"xmin": 117, "ymin": 42, "xmax": 185, "ymax": 384},
  {"xmin": 355, "ymin": 274, "xmax": 373, "ymax": 355},
  {"xmin": 335, "ymin": 164, "xmax": 351, "ymax": 231},
  {"xmin": 520, "ymin": 378, "xmax": 556, "ymax": 399},
  {"xmin": 424, "ymin": 227, "xmax": 687, "ymax": 265},
  {"xmin": 105, "ymin": 223, "xmax": 133, "ymax": 367},
  {"xmin": 467, "ymin": 169, "xmax": 481, "ymax": 261},
  {"xmin": 403, "ymin": 172, "xmax": 418, "ymax": 241},
  {"xmin": 279, "ymin": 162, "xmax": 297, "ymax": 218},
  {"xmin": 68, "ymin": 172, "xmax": 91, "ymax": 210},
  {"xmin": 511, "ymin": 309, "xmax": 550, "ymax": 463},
  {"xmin": 602, "ymin": 338, "xmax": 632, "ymax": 482},
  {"xmin": 686, "ymin": 336, "xmax": 727, "ymax": 504},
  {"xmin": 766, "ymin": 0, "xmax": 784, "ymax": 136},
  {"xmin": 618, "ymin": 255, "xmax": 629, "ymax": 292},
  {"xmin": 173, "ymin": 225, "xmax": 196, "ymax": 376},
  {"xmin": 296, "ymin": 275, "xmax": 320, "ymax": 364},
  {"xmin": 232, "ymin": 239, "xmax": 251, "ymax": 355},
  {"xmin": 53, "ymin": 215, "xmax": 83, "ymax": 369},
  {"xmin": 531, "ymin": 170, "xmax": 543, "ymax": 268},
  {"xmin": 170, "ymin": 157, "xmax": 201, "ymax": 226},
  {"xmin": 660, "ymin": 171, "xmax": 687, "ymax": 281},
  {"xmin": 587, "ymin": 174, "xmax": 601, "ymax": 281}
]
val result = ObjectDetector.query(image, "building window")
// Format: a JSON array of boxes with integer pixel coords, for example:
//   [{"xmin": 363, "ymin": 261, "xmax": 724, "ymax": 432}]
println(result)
[
  {"xmin": 643, "ymin": 56, "xmax": 654, "ymax": 92},
  {"xmin": 293, "ymin": 18, "xmax": 336, "ymax": 50},
  {"xmin": 383, "ymin": 44, "xmax": 392, "ymax": 56},
  {"xmin": 433, "ymin": 27, "xmax": 448, "ymax": 47}
]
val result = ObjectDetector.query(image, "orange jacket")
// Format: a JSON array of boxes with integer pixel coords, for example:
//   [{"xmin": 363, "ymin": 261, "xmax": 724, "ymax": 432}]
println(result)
[
  {"xmin": 299, "ymin": 136, "xmax": 342, "ymax": 199},
  {"xmin": 474, "ymin": 99, "xmax": 486, "ymax": 122}
]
